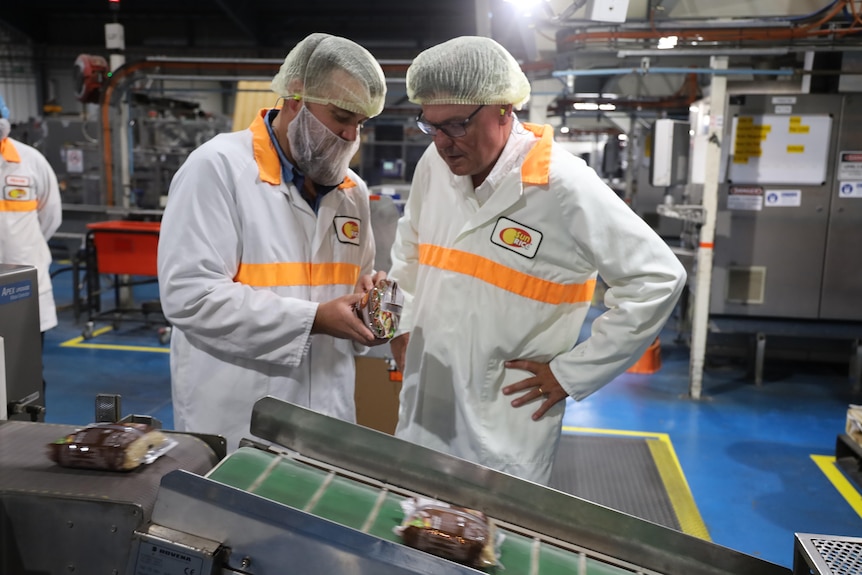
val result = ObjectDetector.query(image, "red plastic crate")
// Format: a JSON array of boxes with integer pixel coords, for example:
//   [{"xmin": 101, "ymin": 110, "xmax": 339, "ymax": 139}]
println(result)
[{"xmin": 86, "ymin": 220, "xmax": 161, "ymax": 276}]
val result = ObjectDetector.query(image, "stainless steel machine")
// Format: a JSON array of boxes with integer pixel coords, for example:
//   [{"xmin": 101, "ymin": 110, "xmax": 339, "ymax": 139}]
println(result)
[
  {"xmin": 703, "ymin": 93, "xmax": 862, "ymax": 385},
  {"xmin": 0, "ymin": 264, "xmax": 44, "ymax": 421},
  {"xmin": 0, "ymin": 420, "xmax": 221, "ymax": 573},
  {"xmin": 2, "ymin": 396, "xmax": 799, "ymax": 575},
  {"xmin": 711, "ymin": 93, "xmax": 862, "ymax": 322}
]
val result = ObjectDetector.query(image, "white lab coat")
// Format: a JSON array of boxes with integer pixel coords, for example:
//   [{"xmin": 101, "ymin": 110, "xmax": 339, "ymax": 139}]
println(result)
[
  {"xmin": 389, "ymin": 123, "xmax": 686, "ymax": 484},
  {"xmin": 0, "ymin": 137, "xmax": 61, "ymax": 332},
  {"xmin": 157, "ymin": 109, "xmax": 376, "ymax": 451}
]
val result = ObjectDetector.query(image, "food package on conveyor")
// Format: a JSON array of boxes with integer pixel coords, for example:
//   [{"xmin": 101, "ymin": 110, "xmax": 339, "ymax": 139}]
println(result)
[
  {"xmin": 394, "ymin": 496, "xmax": 502, "ymax": 569},
  {"xmin": 355, "ymin": 278, "xmax": 404, "ymax": 339},
  {"xmin": 47, "ymin": 422, "xmax": 177, "ymax": 471}
]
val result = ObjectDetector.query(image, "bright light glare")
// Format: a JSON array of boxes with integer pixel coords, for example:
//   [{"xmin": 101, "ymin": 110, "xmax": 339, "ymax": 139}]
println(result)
[
  {"xmin": 503, "ymin": 0, "xmax": 544, "ymax": 17},
  {"xmin": 599, "ymin": 103, "xmax": 616, "ymax": 111},
  {"xmin": 503, "ymin": 0, "xmax": 544, "ymax": 6},
  {"xmin": 573, "ymin": 102, "xmax": 599, "ymax": 111},
  {"xmin": 657, "ymin": 35, "xmax": 678, "ymax": 50},
  {"xmin": 560, "ymin": 126, "xmax": 570, "ymax": 134}
]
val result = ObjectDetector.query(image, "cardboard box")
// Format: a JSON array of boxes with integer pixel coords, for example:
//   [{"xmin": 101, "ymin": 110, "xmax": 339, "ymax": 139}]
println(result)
[
  {"xmin": 847, "ymin": 405, "xmax": 862, "ymax": 447},
  {"xmin": 354, "ymin": 356, "xmax": 401, "ymax": 435}
]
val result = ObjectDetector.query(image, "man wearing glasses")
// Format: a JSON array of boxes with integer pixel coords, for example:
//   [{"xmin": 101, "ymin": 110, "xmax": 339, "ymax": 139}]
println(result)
[{"xmin": 387, "ymin": 36, "xmax": 686, "ymax": 485}]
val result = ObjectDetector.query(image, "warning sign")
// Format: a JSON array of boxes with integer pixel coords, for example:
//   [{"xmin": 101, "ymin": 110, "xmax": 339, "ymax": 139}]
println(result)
[
  {"xmin": 728, "ymin": 186, "xmax": 763, "ymax": 211},
  {"xmin": 838, "ymin": 151, "xmax": 862, "ymax": 180}
]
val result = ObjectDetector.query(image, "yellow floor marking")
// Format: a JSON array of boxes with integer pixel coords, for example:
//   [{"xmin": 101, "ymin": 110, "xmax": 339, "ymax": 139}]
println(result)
[
  {"xmin": 562, "ymin": 425, "xmax": 711, "ymax": 540},
  {"xmin": 60, "ymin": 326, "xmax": 169, "ymax": 353},
  {"xmin": 811, "ymin": 455, "xmax": 862, "ymax": 518}
]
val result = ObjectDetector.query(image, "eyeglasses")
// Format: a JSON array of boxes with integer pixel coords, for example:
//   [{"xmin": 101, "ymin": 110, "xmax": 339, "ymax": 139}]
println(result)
[{"xmin": 416, "ymin": 105, "xmax": 484, "ymax": 138}]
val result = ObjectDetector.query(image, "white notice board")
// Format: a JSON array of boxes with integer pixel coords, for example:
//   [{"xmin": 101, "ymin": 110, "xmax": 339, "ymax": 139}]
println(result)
[{"xmin": 727, "ymin": 114, "xmax": 832, "ymax": 185}]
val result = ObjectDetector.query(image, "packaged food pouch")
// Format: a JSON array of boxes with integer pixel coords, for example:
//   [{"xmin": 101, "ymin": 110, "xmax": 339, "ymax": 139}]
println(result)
[
  {"xmin": 394, "ymin": 497, "xmax": 502, "ymax": 569},
  {"xmin": 47, "ymin": 422, "xmax": 176, "ymax": 471},
  {"xmin": 355, "ymin": 278, "xmax": 403, "ymax": 339}
]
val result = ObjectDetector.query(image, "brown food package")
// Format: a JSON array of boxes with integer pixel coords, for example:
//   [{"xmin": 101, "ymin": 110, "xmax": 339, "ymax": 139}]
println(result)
[
  {"xmin": 47, "ymin": 422, "xmax": 167, "ymax": 471},
  {"xmin": 401, "ymin": 504, "xmax": 489, "ymax": 566}
]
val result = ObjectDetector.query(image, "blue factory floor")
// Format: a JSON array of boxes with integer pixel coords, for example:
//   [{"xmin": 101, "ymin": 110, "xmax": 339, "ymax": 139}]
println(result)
[{"xmin": 40, "ymin": 265, "xmax": 862, "ymax": 571}]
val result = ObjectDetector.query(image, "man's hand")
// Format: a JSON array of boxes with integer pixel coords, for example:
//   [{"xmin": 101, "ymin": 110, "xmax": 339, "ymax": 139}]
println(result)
[
  {"xmin": 389, "ymin": 332, "xmax": 410, "ymax": 373},
  {"xmin": 312, "ymin": 293, "xmax": 380, "ymax": 346},
  {"xmin": 355, "ymin": 271, "xmax": 387, "ymax": 294},
  {"xmin": 502, "ymin": 359, "xmax": 566, "ymax": 421}
]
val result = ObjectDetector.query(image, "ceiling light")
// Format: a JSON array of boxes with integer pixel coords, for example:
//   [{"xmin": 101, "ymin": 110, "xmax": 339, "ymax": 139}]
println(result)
[
  {"xmin": 502, "ymin": 0, "xmax": 545, "ymax": 6},
  {"xmin": 503, "ymin": 0, "xmax": 546, "ymax": 15},
  {"xmin": 657, "ymin": 36, "xmax": 678, "ymax": 50}
]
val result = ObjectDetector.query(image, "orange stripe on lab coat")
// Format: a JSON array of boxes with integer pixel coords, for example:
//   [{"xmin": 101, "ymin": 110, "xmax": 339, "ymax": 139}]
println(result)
[
  {"xmin": 234, "ymin": 262, "xmax": 360, "ymax": 287},
  {"xmin": 520, "ymin": 122, "xmax": 553, "ymax": 185},
  {"xmin": 419, "ymin": 244, "xmax": 595, "ymax": 304},
  {"xmin": 0, "ymin": 138, "xmax": 21, "ymax": 162},
  {"xmin": 0, "ymin": 199, "xmax": 37, "ymax": 212}
]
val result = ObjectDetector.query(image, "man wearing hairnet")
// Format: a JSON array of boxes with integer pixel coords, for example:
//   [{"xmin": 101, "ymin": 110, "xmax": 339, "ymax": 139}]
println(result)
[
  {"xmin": 388, "ymin": 36, "xmax": 686, "ymax": 484},
  {"xmin": 158, "ymin": 33, "xmax": 388, "ymax": 451},
  {"xmin": 0, "ymin": 94, "xmax": 62, "ymax": 405}
]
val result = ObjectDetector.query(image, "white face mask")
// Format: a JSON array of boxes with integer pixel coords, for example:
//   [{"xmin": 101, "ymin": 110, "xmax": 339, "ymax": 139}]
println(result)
[
  {"xmin": 287, "ymin": 105, "xmax": 361, "ymax": 186},
  {"xmin": 0, "ymin": 118, "xmax": 10, "ymax": 141}
]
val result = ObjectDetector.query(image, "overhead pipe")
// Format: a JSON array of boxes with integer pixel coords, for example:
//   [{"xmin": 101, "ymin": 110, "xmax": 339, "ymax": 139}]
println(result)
[
  {"xmin": 616, "ymin": 47, "xmax": 791, "ymax": 57},
  {"xmin": 559, "ymin": 0, "xmax": 862, "ymax": 47},
  {"xmin": 552, "ymin": 67, "xmax": 795, "ymax": 77},
  {"xmin": 547, "ymin": 73, "xmax": 701, "ymax": 114}
]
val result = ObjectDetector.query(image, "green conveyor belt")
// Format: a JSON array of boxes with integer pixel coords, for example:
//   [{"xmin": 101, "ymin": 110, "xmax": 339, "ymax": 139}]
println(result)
[{"xmin": 207, "ymin": 448, "xmax": 637, "ymax": 575}]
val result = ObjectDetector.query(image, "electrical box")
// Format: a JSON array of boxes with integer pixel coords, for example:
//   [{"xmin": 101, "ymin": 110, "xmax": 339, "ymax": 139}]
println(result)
[
  {"xmin": 104, "ymin": 23, "xmax": 125, "ymax": 50},
  {"xmin": 650, "ymin": 119, "xmax": 691, "ymax": 187},
  {"xmin": 584, "ymin": 0, "xmax": 630, "ymax": 23}
]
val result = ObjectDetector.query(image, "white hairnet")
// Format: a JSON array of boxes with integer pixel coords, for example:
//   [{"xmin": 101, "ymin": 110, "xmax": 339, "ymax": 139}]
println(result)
[
  {"xmin": 406, "ymin": 36, "xmax": 530, "ymax": 109},
  {"xmin": 271, "ymin": 33, "xmax": 386, "ymax": 118}
]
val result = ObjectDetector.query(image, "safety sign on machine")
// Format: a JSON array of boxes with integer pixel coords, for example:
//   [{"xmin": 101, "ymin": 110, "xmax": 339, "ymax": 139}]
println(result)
[
  {"xmin": 764, "ymin": 189, "xmax": 801, "ymax": 207},
  {"xmin": 838, "ymin": 150, "xmax": 862, "ymax": 180},
  {"xmin": 839, "ymin": 181, "xmax": 862, "ymax": 198},
  {"xmin": 727, "ymin": 186, "xmax": 764, "ymax": 211}
]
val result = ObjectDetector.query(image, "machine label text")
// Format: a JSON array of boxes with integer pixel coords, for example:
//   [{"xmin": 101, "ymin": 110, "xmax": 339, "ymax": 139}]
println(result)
[{"xmin": 0, "ymin": 280, "xmax": 32, "ymax": 305}]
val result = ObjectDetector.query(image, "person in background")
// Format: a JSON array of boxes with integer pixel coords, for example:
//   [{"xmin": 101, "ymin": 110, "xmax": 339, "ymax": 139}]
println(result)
[
  {"xmin": 157, "ymin": 33, "xmax": 388, "ymax": 450},
  {"xmin": 388, "ymin": 36, "xmax": 686, "ymax": 485},
  {"xmin": 0, "ymin": 93, "xmax": 62, "ymax": 405}
]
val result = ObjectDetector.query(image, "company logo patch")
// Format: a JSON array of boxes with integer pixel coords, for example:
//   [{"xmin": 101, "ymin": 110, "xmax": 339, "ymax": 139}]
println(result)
[
  {"xmin": 5, "ymin": 175, "xmax": 30, "ymax": 187},
  {"xmin": 333, "ymin": 216, "xmax": 361, "ymax": 245},
  {"xmin": 4, "ymin": 186, "xmax": 33, "ymax": 201},
  {"xmin": 491, "ymin": 217, "xmax": 542, "ymax": 258}
]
